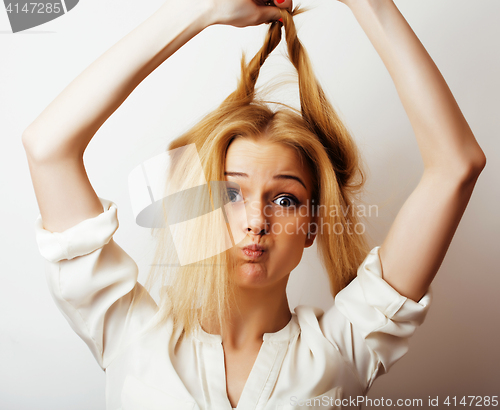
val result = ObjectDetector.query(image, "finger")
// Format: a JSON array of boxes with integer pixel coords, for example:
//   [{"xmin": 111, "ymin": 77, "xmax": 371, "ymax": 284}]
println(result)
[
  {"xmin": 272, "ymin": 0, "xmax": 293, "ymax": 10},
  {"xmin": 256, "ymin": 0, "xmax": 292, "ymax": 23},
  {"xmin": 256, "ymin": 5, "xmax": 283, "ymax": 23}
]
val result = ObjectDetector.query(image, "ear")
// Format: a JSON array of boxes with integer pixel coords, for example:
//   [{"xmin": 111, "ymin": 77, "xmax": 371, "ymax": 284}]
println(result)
[
  {"xmin": 304, "ymin": 217, "xmax": 318, "ymax": 248},
  {"xmin": 304, "ymin": 232, "xmax": 316, "ymax": 248}
]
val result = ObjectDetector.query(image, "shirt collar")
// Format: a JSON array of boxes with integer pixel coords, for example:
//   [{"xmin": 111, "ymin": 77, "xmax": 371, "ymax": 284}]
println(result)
[{"xmin": 193, "ymin": 313, "xmax": 299, "ymax": 344}]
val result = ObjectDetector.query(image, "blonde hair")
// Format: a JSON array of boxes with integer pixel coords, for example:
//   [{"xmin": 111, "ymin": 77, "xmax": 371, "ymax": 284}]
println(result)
[{"xmin": 143, "ymin": 8, "xmax": 369, "ymax": 338}]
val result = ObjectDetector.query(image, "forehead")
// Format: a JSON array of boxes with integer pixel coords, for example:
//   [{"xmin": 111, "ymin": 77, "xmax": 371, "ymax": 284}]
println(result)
[
  {"xmin": 226, "ymin": 137, "xmax": 299, "ymax": 167},
  {"xmin": 225, "ymin": 137, "xmax": 312, "ymax": 190}
]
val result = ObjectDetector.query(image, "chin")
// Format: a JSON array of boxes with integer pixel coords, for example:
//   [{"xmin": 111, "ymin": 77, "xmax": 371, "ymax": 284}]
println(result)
[{"xmin": 234, "ymin": 263, "xmax": 269, "ymax": 288}]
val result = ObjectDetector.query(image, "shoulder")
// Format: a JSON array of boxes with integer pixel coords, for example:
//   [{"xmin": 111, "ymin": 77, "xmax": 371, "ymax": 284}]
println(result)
[
  {"xmin": 293, "ymin": 305, "xmax": 326, "ymax": 328},
  {"xmin": 292, "ymin": 304, "xmax": 346, "ymax": 350}
]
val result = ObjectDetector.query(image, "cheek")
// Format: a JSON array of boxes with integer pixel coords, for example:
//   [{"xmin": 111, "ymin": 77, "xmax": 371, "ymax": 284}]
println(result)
[
  {"xmin": 270, "ymin": 219, "xmax": 308, "ymax": 263},
  {"xmin": 271, "ymin": 215, "xmax": 310, "ymax": 240}
]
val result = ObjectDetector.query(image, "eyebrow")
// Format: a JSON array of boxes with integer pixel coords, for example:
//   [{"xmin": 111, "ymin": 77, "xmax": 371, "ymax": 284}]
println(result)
[{"xmin": 224, "ymin": 172, "xmax": 308, "ymax": 191}]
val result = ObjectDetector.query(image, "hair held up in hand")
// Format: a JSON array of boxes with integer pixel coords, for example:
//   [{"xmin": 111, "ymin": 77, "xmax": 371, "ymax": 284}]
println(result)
[{"xmin": 146, "ymin": 7, "xmax": 369, "ymax": 337}]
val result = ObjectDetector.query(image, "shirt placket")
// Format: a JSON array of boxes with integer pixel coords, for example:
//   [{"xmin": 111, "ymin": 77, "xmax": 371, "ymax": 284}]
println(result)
[
  {"xmin": 194, "ymin": 318, "xmax": 299, "ymax": 410},
  {"xmin": 236, "ymin": 338, "xmax": 289, "ymax": 410}
]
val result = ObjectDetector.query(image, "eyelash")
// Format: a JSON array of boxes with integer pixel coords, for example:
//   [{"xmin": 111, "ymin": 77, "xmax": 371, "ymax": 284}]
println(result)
[
  {"xmin": 273, "ymin": 194, "xmax": 299, "ymax": 208},
  {"xmin": 226, "ymin": 190, "xmax": 300, "ymax": 208}
]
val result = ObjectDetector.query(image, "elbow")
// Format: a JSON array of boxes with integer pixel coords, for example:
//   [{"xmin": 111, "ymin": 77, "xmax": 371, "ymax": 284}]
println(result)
[
  {"xmin": 22, "ymin": 128, "xmax": 80, "ymax": 163},
  {"xmin": 461, "ymin": 149, "xmax": 487, "ymax": 184},
  {"xmin": 461, "ymin": 131, "xmax": 487, "ymax": 182},
  {"xmin": 22, "ymin": 128, "xmax": 41, "ymax": 160},
  {"xmin": 474, "ymin": 151, "xmax": 487, "ymax": 173},
  {"xmin": 22, "ymin": 130, "xmax": 52, "ymax": 164},
  {"xmin": 427, "ymin": 147, "xmax": 486, "ymax": 188},
  {"xmin": 21, "ymin": 127, "xmax": 35, "ymax": 151},
  {"xmin": 22, "ymin": 127, "xmax": 46, "ymax": 160},
  {"xmin": 443, "ymin": 141, "xmax": 487, "ymax": 186}
]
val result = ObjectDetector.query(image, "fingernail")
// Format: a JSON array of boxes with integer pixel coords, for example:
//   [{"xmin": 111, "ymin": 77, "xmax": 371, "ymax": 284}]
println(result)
[
  {"xmin": 276, "ymin": 0, "xmax": 285, "ymax": 3},
  {"xmin": 278, "ymin": 18, "xmax": 283, "ymax": 23}
]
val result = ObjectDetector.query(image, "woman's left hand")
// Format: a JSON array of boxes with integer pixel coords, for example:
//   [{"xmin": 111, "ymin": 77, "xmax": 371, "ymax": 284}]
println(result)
[
  {"xmin": 340, "ymin": 0, "xmax": 486, "ymax": 303},
  {"xmin": 209, "ymin": 0, "xmax": 293, "ymax": 28}
]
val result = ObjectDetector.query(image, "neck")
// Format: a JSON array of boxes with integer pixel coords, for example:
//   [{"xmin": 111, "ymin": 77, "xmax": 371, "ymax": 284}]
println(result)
[{"xmin": 202, "ymin": 276, "xmax": 292, "ymax": 350}]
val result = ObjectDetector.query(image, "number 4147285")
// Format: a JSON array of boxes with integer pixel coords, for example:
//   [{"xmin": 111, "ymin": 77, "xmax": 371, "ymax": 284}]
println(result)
[
  {"xmin": 5, "ymin": 3, "xmax": 62, "ymax": 14},
  {"xmin": 444, "ymin": 396, "xmax": 498, "ymax": 406}
]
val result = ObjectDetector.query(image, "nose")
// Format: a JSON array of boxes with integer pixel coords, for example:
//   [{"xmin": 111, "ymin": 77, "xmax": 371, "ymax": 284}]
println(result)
[{"xmin": 245, "ymin": 200, "xmax": 269, "ymax": 236}]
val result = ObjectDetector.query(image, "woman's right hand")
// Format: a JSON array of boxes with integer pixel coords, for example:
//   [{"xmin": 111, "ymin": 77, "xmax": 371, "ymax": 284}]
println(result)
[
  {"xmin": 22, "ymin": 0, "xmax": 294, "ymax": 234},
  {"xmin": 208, "ymin": 0, "xmax": 293, "ymax": 28}
]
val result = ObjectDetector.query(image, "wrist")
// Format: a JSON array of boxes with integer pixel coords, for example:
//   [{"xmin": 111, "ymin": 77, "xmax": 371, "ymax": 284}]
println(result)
[
  {"xmin": 157, "ymin": 0, "xmax": 215, "ymax": 32},
  {"xmin": 341, "ymin": 0, "xmax": 393, "ymax": 14},
  {"xmin": 341, "ymin": 0, "xmax": 397, "ymax": 31},
  {"xmin": 195, "ymin": 0, "xmax": 220, "ymax": 29}
]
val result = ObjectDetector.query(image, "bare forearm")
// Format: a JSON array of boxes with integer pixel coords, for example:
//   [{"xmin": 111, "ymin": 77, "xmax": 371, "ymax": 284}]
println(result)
[
  {"xmin": 344, "ymin": 0, "xmax": 485, "ymax": 175},
  {"xmin": 23, "ymin": 0, "xmax": 212, "ymax": 160}
]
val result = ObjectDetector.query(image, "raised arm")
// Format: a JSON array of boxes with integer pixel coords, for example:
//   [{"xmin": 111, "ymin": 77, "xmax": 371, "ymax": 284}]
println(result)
[
  {"xmin": 339, "ymin": 0, "xmax": 486, "ymax": 301},
  {"xmin": 22, "ymin": 0, "xmax": 289, "ymax": 233}
]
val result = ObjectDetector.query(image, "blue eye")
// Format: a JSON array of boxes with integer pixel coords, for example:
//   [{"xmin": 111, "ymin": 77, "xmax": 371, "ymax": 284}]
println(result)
[
  {"xmin": 273, "ymin": 195, "xmax": 298, "ymax": 208},
  {"xmin": 227, "ymin": 189, "xmax": 243, "ymax": 203}
]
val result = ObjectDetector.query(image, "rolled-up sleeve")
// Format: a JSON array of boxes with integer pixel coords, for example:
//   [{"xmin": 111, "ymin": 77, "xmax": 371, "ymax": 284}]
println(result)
[
  {"xmin": 34, "ymin": 197, "xmax": 158, "ymax": 370},
  {"xmin": 320, "ymin": 246, "xmax": 432, "ymax": 393}
]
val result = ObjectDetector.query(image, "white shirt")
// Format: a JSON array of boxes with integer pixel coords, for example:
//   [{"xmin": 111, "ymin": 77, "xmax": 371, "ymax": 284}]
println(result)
[{"xmin": 34, "ymin": 197, "xmax": 432, "ymax": 410}]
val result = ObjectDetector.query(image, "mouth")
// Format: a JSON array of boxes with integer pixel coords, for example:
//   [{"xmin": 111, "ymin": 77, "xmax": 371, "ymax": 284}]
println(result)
[{"xmin": 240, "ymin": 244, "xmax": 266, "ymax": 260}]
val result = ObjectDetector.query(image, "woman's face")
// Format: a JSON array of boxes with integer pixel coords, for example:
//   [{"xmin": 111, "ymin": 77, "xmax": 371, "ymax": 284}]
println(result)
[{"xmin": 225, "ymin": 136, "xmax": 316, "ymax": 290}]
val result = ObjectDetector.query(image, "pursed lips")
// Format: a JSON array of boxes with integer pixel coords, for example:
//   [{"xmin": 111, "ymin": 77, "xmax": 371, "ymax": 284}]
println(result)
[{"xmin": 240, "ymin": 244, "xmax": 266, "ymax": 259}]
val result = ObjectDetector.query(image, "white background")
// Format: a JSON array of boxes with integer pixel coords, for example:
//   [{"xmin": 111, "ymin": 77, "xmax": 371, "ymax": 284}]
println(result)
[{"xmin": 1, "ymin": 0, "xmax": 499, "ymax": 408}]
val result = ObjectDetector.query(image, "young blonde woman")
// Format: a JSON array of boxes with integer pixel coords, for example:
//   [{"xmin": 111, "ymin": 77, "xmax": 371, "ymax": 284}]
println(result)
[{"xmin": 23, "ymin": 0, "xmax": 485, "ymax": 409}]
